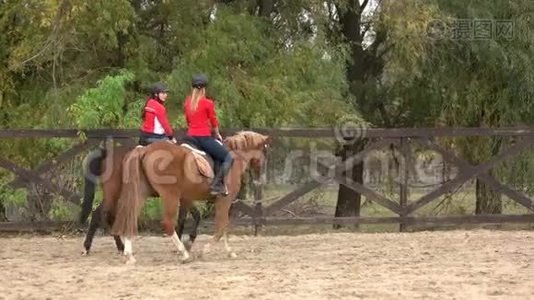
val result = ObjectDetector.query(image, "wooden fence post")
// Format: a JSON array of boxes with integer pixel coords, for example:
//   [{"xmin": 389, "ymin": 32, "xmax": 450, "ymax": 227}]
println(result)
[
  {"xmin": 399, "ymin": 137, "xmax": 410, "ymax": 232},
  {"xmin": 253, "ymin": 182, "xmax": 263, "ymax": 236}
]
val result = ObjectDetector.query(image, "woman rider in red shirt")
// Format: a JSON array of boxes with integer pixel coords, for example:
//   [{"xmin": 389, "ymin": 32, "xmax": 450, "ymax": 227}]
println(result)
[
  {"xmin": 183, "ymin": 74, "xmax": 232, "ymax": 196},
  {"xmin": 139, "ymin": 83, "xmax": 177, "ymax": 146}
]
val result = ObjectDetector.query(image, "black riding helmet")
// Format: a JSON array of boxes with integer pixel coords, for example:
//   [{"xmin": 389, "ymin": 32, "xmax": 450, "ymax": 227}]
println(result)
[
  {"xmin": 151, "ymin": 82, "xmax": 169, "ymax": 96},
  {"xmin": 191, "ymin": 74, "xmax": 208, "ymax": 88}
]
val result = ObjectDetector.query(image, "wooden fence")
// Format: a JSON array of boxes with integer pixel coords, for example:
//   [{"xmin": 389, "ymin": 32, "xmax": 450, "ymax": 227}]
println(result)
[{"xmin": 2, "ymin": 127, "xmax": 534, "ymax": 233}]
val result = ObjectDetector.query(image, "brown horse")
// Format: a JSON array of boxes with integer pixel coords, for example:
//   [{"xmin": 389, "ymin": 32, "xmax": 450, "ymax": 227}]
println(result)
[
  {"xmin": 79, "ymin": 141, "xmax": 202, "ymax": 255},
  {"xmin": 111, "ymin": 131, "xmax": 270, "ymax": 264}
]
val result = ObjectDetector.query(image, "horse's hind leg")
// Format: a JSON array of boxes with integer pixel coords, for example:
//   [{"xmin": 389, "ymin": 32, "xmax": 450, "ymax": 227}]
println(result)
[
  {"xmin": 176, "ymin": 203, "xmax": 196, "ymax": 252},
  {"xmin": 176, "ymin": 203, "xmax": 188, "ymax": 241},
  {"xmin": 186, "ymin": 204, "xmax": 202, "ymax": 252},
  {"xmin": 82, "ymin": 203, "xmax": 125, "ymax": 255},
  {"xmin": 105, "ymin": 210, "xmax": 124, "ymax": 253},
  {"xmin": 112, "ymin": 235, "xmax": 124, "ymax": 253},
  {"xmin": 82, "ymin": 203, "xmax": 103, "ymax": 255},
  {"xmin": 160, "ymin": 191, "xmax": 191, "ymax": 263},
  {"xmin": 122, "ymin": 236, "xmax": 135, "ymax": 265},
  {"xmin": 189, "ymin": 204, "xmax": 201, "ymax": 244}
]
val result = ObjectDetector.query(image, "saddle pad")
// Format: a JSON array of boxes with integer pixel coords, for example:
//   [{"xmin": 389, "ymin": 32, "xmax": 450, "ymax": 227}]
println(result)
[
  {"xmin": 180, "ymin": 143, "xmax": 207, "ymax": 156},
  {"xmin": 181, "ymin": 144, "xmax": 213, "ymax": 178}
]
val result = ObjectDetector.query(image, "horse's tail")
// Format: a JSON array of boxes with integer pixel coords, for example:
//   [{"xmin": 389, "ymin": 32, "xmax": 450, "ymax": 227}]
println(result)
[
  {"xmin": 79, "ymin": 148, "xmax": 107, "ymax": 225},
  {"xmin": 111, "ymin": 147, "xmax": 147, "ymax": 237}
]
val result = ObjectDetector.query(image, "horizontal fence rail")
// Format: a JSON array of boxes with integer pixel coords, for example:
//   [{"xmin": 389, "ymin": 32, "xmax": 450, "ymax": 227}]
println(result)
[
  {"xmin": 2, "ymin": 126, "xmax": 534, "ymax": 138},
  {"xmin": 1, "ymin": 127, "xmax": 534, "ymax": 233},
  {"xmin": 2, "ymin": 214, "xmax": 534, "ymax": 233}
]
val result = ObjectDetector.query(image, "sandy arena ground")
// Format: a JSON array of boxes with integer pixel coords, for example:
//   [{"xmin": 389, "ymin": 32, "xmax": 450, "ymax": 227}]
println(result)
[{"xmin": 1, "ymin": 230, "xmax": 534, "ymax": 299}]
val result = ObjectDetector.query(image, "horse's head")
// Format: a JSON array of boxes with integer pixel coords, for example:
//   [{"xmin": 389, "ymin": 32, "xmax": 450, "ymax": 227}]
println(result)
[{"xmin": 224, "ymin": 131, "xmax": 272, "ymax": 183}]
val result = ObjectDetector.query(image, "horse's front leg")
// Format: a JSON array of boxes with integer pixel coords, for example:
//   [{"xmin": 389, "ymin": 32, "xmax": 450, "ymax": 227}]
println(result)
[
  {"xmin": 223, "ymin": 231, "xmax": 237, "ymax": 258},
  {"xmin": 201, "ymin": 197, "xmax": 235, "ymax": 259},
  {"xmin": 162, "ymin": 193, "xmax": 191, "ymax": 263}
]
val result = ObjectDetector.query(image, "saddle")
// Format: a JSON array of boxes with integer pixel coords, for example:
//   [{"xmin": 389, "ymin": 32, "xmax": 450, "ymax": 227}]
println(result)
[
  {"xmin": 179, "ymin": 136, "xmax": 216, "ymax": 179},
  {"xmin": 136, "ymin": 137, "xmax": 217, "ymax": 179}
]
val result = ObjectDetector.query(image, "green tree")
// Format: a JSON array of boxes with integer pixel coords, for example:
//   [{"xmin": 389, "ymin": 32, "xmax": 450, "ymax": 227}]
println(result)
[{"xmin": 383, "ymin": 0, "xmax": 534, "ymax": 214}]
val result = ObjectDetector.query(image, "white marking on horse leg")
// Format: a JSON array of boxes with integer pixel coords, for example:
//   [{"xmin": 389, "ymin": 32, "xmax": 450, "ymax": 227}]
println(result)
[
  {"xmin": 224, "ymin": 233, "xmax": 237, "ymax": 258},
  {"xmin": 123, "ymin": 236, "xmax": 136, "ymax": 264},
  {"xmin": 171, "ymin": 231, "xmax": 190, "ymax": 262},
  {"xmin": 123, "ymin": 236, "xmax": 132, "ymax": 255}
]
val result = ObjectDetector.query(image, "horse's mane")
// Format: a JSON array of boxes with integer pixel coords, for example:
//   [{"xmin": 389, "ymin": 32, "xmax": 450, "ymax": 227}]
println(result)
[{"xmin": 224, "ymin": 131, "xmax": 268, "ymax": 150}]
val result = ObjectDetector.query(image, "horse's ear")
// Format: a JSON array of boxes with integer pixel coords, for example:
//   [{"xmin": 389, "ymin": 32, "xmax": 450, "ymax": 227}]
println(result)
[{"xmin": 264, "ymin": 135, "xmax": 272, "ymax": 144}]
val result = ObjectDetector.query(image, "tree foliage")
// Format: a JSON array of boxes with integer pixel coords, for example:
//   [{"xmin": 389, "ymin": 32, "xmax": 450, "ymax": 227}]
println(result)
[{"xmin": 1, "ymin": 0, "xmax": 534, "ymax": 220}]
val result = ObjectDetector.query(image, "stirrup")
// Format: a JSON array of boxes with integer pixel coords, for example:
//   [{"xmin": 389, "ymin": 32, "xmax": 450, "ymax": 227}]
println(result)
[{"xmin": 210, "ymin": 184, "xmax": 228, "ymax": 196}]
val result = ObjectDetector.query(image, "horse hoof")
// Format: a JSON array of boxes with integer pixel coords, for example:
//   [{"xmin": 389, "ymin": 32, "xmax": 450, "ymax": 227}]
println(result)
[
  {"xmin": 184, "ymin": 240, "xmax": 193, "ymax": 252},
  {"xmin": 181, "ymin": 256, "xmax": 194, "ymax": 264},
  {"xmin": 125, "ymin": 258, "xmax": 136, "ymax": 265},
  {"xmin": 81, "ymin": 250, "xmax": 89, "ymax": 256},
  {"xmin": 124, "ymin": 255, "xmax": 136, "ymax": 265}
]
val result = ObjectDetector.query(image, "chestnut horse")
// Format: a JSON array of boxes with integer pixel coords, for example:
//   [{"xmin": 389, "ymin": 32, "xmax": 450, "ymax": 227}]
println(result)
[
  {"xmin": 79, "ymin": 142, "xmax": 201, "ymax": 255},
  {"xmin": 111, "ymin": 131, "xmax": 270, "ymax": 264}
]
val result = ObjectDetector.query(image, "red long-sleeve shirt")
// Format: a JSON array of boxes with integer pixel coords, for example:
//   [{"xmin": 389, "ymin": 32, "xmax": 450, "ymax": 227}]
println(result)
[
  {"xmin": 141, "ymin": 98, "xmax": 173, "ymax": 137},
  {"xmin": 183, "ymin": 96, "xmax": 218, "ymax": 136}
]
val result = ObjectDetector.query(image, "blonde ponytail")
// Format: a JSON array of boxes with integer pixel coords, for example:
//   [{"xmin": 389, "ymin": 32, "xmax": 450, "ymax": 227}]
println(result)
[{"xmin": 190, "ymin": 87, "xmax": 203, "ymax": 112}]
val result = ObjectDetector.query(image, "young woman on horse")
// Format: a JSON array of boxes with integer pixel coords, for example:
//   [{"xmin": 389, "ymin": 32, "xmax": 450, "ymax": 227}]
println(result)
[
  {"xmin": 139, "ymin": 82, "xmax": 177, "ymax": 146},
  {"xmin": 183, "ymin": 74, "xmax": 233, "ymax": 196},
  {"xmin": 79, "ymin": 83, "xmax": 204, "ymax": 256}
]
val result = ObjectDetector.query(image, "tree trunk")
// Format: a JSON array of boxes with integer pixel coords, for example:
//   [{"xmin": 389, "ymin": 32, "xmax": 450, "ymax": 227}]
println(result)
[
  {"xmin": 332, "ymin": 2, "xmax": 366, "ymax": 228},
  {"xmin": 334, "ymin": 141, "xmax": 365, "ymax": 229},
  {"xmin": 116, "ymin": 31, "xmax": 127, "ymax": 68},
  {"xmin": 337, "ymin": 2, "xmax": 365, "ymax": 86},
  {"xmin": 475, "ymin": 174, "xmax": 502, "ymax": 214},
  {"xmin": 257, "ymin": 0, "xmax": 274, "ymax": 17},
  {"xmin": 472, "ymin": 137, "xmax": 503, "ymax": 215},
  {"xmin": 0, "ymin": 201, "xmax": 6, "ymax": 221}
]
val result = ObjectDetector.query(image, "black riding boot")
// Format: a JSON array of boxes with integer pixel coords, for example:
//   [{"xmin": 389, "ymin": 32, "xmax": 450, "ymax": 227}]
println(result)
[
  {"xmin": 209, "ymin": 173, "xmax": 227, "ymax": 196},
  {"xmin": 210, "ymin": 156, "xmax": 233, "ymax": 196}
]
